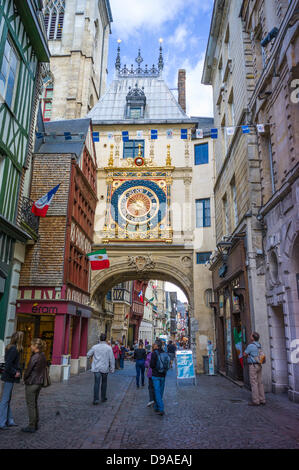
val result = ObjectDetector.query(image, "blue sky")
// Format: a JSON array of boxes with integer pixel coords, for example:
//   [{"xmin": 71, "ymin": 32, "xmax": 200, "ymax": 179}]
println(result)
[{"xmin": 107, "ymin": 0, "xmax": 214, "ymax": 117}]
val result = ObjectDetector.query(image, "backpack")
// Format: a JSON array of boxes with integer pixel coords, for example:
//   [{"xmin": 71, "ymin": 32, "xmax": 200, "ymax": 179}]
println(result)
[
  {"xmin": 156, "ymin": 351, "xmax": 170, "ymax": 374},
  {"xmin": 253, "ymin": 342, "xmax": 266, "ymax": 365}
]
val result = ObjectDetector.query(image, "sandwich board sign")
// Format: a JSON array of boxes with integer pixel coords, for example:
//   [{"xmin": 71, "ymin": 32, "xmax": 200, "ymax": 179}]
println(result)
[{"xmin": 175, "ymin": 350, "xmax": 196, "ymax": 386}]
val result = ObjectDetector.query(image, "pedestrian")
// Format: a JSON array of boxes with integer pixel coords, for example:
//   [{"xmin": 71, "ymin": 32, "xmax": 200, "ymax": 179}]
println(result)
[
  {"xmin": 112, "ymin": 341, "xmax": 120, "ymax": 369},
  {"xmin": 134, "ymin": 340, "xmax": 146, "ymax": 388},
  {"xmin": 145, "ymin": 345, "xmax": 155, "ymax": 407},
  {"xmin": 150, "ymin": 339, "xmax": 170, "ymax": 416},
  {"xmin": 167, "ymin": 340, "xmax": 177, "ymax": 368},
  {"xmin": 133, "ymin": 340, "xmax": 138, "ymax": 352},
  {"xmin": 87, "ymin": 333, "xmax": 115, "ymax": 405},
  {"xmin": 243, "ymin": 332, "xmax": 266, "ymax": 406},
  {"xmin": 0, "ymin": 331, "xmax": 23, "ymax": 430},
  {"xmin": 22, "ymin": 338, "xmax": 47, "ymax": 433},
  {"xmin": 119, "ymin": 343, "xmax": 128, "ymax": 369}
]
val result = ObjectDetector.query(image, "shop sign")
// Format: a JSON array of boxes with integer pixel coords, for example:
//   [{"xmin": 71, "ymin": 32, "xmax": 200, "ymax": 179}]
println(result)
[
  {"xmin": 176, "ymin": 350, "xmax": 195, "ymax": 380},
  {"xmin": 16, "ymin": 302, "xmax": 68, "ymax": 315}
]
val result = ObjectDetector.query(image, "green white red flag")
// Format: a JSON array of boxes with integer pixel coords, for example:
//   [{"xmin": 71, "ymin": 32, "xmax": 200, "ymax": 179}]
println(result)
[{"xmin": 87, "ymin": 249, "xmax": 110, "ymax": 270}]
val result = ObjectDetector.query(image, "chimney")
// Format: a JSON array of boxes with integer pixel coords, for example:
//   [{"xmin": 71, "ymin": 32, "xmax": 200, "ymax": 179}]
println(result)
[{"xmin": 178, "ymin": 69, "xmax": 186, "ymax": 113}]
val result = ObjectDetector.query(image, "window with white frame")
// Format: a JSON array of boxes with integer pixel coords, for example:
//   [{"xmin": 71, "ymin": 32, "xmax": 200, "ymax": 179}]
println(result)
[
  {"xmin": 0, "ymin": 37, "xmax": 20, "ymax": 109},
  {"xmin": 43, "ymin": 0, "xmax": 65, "ymax": 40}
]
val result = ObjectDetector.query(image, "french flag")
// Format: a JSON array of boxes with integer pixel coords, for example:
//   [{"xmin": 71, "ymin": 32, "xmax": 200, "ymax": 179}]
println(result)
[
  {"xmin": 31, "ymin": 184, "xmax": 60, "ymax": 217},
  {"xmin": 138, "ymin": 290, "xmax": 144, "ymax": 303}
]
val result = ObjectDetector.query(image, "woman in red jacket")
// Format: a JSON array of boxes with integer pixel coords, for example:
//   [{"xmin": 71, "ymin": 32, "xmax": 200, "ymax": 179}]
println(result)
[{"xmin": 112, "ymin": 341, "xmax": 120, "ymax": 369}]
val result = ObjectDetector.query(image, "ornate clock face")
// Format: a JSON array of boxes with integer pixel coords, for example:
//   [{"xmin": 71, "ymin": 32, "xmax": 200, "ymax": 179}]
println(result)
[{"xmin": 111, "ymin": 179, "xmax": 166, "ymax": 231}]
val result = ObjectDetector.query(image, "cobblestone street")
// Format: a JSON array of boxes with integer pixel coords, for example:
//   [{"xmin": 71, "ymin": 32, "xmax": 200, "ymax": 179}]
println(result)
[{"xmin": 1, "ymin": 361, "xmax": 299, "ymax": 449}]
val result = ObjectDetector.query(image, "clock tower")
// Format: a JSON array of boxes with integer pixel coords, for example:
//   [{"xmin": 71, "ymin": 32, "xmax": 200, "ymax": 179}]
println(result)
[{"xmin": 88, "ymin": 44, "xmax": 216, "ymax": 373}]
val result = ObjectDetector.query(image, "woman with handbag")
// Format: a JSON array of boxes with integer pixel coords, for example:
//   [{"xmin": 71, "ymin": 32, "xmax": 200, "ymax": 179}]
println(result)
[
  {"xmin": 0, "ymin": 331, "xmax": 23, "ymax": 430},
  {"xmin": 22, "ymin": 338, "xmax": 48, "ymax": 433}
]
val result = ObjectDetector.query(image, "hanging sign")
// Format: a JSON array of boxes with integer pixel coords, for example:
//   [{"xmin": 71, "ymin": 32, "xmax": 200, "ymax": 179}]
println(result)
[{"xmin": 176, "ymin": 350, "xmax": 195, "ymax": 381}]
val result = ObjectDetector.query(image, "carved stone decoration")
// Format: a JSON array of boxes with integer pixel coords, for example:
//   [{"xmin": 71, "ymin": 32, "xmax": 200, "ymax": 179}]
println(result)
[
  {"xmin": 128, "ymin": 255, "xmax": 156, "ymax": 271},
  {"xmin": 181, "ymin": 256, "xmax": 192, "ymax": 268}
]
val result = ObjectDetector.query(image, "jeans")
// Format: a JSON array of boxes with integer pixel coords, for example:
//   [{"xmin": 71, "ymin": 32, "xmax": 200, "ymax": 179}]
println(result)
[
  {"xmin": 148, "ymin": 377, "xmax": 155, "ymax": 402},
  {"xmin": 0, "ymin": 382, "xmax": 15, "ymax": 427},
  {"xmin": 25, "ymin": 384, "xmax": 42, "ymax": 428},
  {"xmin": 135, "ymin": 360, "xmax": 145, "ymax": 387},
  {"xmin": 152, "ymin": 376, "xmax": 165, "ymax": 412},
  {"xmin": 94, "ymin": 372, "xmax": 108, "ymax": 402},
  {"xmin": 119, "ymin": 357, "xmax": 124, "ymax": 369}
]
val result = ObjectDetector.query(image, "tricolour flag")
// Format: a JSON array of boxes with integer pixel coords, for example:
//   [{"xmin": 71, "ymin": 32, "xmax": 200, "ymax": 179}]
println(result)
[
  {"xmin": 87, "ymin": 249, "xmax": 110, "ymax": 270},
  {"xmin": 31, "ymin": 184, "xmax": 60, "ymax": 217},
  {"xmin": 138, "ymin": 290, "xmax": 144, "ymax": 303}
]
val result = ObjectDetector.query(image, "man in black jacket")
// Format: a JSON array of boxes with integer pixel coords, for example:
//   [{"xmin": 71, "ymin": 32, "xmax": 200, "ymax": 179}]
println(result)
[{"xmin": 150, "ymin": 340, "xmax": 167, "ymax": 416}]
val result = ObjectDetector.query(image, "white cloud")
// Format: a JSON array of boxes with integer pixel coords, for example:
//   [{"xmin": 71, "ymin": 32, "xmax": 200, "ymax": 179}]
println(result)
[
  {"xmin": 182, "ymin": 55, "xmax": 213, "ymax": 117},
  {"xmin": 168, "ymin": 24, "xmax": 188, "ymax": 49},
  {"xmin": 109, "ymin": 0, "xmax": 213, "ymax": 39}
]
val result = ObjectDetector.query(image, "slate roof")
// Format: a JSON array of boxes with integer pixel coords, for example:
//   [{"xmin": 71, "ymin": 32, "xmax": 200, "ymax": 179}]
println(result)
[
  {"xmin": 88, "ymin": 76, "xmax": 196, "ymax": 125},
  {"xmin": 34, "ymin": 118, "xmax": 91, "ymax": 159}
]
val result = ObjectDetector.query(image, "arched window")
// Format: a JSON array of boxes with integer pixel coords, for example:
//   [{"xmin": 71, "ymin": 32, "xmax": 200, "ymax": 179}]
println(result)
[
  {"xmin": 43, "ymin": 1, "xmax": 65, "ymax": 40},
  {"xmin": 41, "ymin": 76, "xmax": 54, "ymax": 122}
]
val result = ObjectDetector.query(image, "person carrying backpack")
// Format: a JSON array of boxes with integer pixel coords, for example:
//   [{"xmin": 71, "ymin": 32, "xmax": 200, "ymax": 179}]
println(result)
[
  {"xmin": 243, "ymin": 332, "xmax": 266, "ymax": 406},
  {"xmin": 150, "ymin": 340, "xmax": 170, "ymax": 416}
]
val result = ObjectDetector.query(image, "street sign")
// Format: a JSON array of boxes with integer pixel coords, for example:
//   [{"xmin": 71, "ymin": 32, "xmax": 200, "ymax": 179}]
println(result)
[{"xmin": 175, "ymin": 350, "xmax": 196, "ymax": 386}]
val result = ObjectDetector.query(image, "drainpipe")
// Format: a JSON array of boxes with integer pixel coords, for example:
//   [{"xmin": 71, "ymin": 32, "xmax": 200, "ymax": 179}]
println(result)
[{"xmin": 268, "ymin": 139, "xmax": 275, "ymax": 194}]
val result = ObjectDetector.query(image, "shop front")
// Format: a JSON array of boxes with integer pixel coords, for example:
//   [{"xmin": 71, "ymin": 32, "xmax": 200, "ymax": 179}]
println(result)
[
  {"xmin": 16, "ymin": 299, "xmax": 91, "ymax": 382},
  {"xmin": 211, "ymin": 237, "xmax": 252, "ymax": 387}
]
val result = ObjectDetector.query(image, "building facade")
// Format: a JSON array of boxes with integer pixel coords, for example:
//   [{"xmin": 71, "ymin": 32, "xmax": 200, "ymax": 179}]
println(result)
[
  {"xmin": 241, "ymin": 0, "xmax": 299, "ymax": 402},
  {"xmin": 41, "ymin": 0, "xmax": 112, "ymax": 121},
  {"xmin": 139, "ymin": 280, "xmax": 155, "ymax": 345},
  {"xmin": 17, "ymin": 118, "xmax": 97, "ymax": 381},
  {"xmin": 202, "ymin": 0, "xmax": 271, "ymax": 389},
  {"xmin": 88, "ymin": 43, "xmax": 216, "ymax": 372},
  {"xmin": 0, "ymin": 0, "xmax": 50, "ymax": 361}
]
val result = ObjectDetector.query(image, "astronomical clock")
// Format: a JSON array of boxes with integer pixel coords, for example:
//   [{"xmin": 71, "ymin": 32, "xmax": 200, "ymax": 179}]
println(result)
[{"xmin": 102, "ymin": 145, "xmax": 173, "ymax": 242}]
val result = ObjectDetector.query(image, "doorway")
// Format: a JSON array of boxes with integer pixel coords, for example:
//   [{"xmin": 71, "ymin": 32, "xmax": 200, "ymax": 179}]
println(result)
[{"xmin": 270, "ymin": 305, "xmax": 288, "ymax": 393}]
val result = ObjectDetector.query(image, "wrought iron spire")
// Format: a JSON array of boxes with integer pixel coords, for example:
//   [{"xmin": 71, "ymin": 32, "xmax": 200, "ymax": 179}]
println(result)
[
  {"xmin": 116, "ymin": 45, "xmax": 163, "ymax": 77},
  {"xmin": 115, "ymin": 39, "xmax": 121, "ymax": 71},
  {"xmin": 158, "ymin": 39, "xmax": 164, "ymax": 72}
]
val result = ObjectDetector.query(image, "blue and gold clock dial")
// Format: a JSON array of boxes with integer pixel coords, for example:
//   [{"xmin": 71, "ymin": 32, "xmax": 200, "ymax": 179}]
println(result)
[{"xmin": 111, "ymin": 179, "xmax": 166, "ymax": 231}]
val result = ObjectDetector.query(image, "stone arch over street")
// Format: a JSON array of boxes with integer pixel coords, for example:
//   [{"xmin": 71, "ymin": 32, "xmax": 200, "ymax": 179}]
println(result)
[{"xmin": 88, "ymin": 245, "xmax": 207, "ymax": 367}]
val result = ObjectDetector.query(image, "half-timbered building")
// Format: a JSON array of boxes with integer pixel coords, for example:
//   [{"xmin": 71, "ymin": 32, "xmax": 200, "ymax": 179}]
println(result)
[
  {"xmin": 0, "ymin": 0, "xmax": 50, "ymax": 359},
  {"xmin": 17, "ymin": 118, "xmax": 97, "ymax": 381}
]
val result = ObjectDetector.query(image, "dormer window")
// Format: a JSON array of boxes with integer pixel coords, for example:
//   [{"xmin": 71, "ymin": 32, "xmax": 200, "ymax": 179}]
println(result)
[
  {"xmin": 126, "ymin": 83, "xmax": 146, "ymax": 119},
  {"xmin": 129, "ymin": 107, "xmax": 142, "ymax": 118}
]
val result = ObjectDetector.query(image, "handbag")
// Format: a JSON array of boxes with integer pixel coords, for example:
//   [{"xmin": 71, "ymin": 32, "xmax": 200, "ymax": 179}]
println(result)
[
  {"xmin": 0, "ymin": 363, "xmax": 5, "ymax": 375},
  {"xmin": 42, "ymin": 366, "xmax": 51, "ymax": 388}
]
